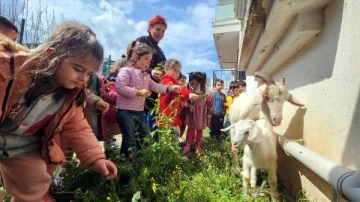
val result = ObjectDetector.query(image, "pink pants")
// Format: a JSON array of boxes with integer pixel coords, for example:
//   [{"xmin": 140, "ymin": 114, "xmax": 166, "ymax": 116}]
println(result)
[
  {"xmin": 0, "ymin": 153, "xmax": 52, "ymax": 202},
  {"xmin": 185, "ymin": 129, "xmax": 203, "ymax": 148}
]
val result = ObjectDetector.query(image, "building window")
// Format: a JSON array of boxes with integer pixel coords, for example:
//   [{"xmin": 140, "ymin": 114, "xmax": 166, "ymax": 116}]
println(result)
[{"xmin": 238, "ymin": 70, "xmax": 246, "ymax": 80}]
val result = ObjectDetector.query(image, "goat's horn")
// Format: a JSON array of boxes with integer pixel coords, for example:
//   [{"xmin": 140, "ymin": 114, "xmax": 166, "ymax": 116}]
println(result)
[{"xmin": 254, "ymin": 71, "xmax": 275, "ymax": 85}]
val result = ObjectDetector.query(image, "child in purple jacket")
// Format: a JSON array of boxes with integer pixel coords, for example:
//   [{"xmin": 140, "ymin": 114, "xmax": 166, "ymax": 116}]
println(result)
[{"xmin": 115, "ymin": 41, "xmax": 180, "ymax": 159}]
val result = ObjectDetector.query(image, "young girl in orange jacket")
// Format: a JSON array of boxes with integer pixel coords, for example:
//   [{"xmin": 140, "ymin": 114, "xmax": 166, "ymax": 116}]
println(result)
[{"xmin": 0, "ymin": 22, "xmax": 117, "ymax": 201}]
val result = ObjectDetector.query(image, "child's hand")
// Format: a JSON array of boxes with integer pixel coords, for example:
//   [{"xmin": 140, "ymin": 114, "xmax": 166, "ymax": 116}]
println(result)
[
  {"xmin": 137, "ymin": 89, "xmax": 152, "ymax": 98},
  {"xmin": 95, "ymin": 100, "xmax": 109, "ymax": 113},
  {"xmin": 169, "ymin": 85, "xmax": 181, "ymax": 93},
  {"xmin": 151, "ymin": 69, "xmax": 162, "ymax": 81},
  {"xmin": 189, "ymin": 93, "xmax": 199, "ymax": 101},
  {"xmin": 180, "ymin": 102, "xmax": 188, "ymax": 108},
  {"xmin": 90, "ymin": 159, "xmax": 118, "ymax": 180}
]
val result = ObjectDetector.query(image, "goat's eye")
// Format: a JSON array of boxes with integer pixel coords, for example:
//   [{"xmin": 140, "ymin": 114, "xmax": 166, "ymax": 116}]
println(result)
[{"xmin": 244, "ymin": 131, "xmax": 250, "ymax": 136}]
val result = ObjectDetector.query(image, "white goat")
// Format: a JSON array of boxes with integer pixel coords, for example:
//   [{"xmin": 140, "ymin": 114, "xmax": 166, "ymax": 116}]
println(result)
[
  {"xmin": 222, "ymin": 118, "xmax": 279, "ymax": 201},
  {"xmin": 225, "ymin": 71, "xmax": 304, "ymax": 177}
]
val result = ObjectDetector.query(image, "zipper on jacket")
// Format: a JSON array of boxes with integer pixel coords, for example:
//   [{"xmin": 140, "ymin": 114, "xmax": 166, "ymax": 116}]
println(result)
[
  {"xmin": 46, "ymin": 90, "xmax": 83, "ymax": 164},
  {"xmin": 0, "ymin": 56, "xmax": 15, "ymax": 129}
]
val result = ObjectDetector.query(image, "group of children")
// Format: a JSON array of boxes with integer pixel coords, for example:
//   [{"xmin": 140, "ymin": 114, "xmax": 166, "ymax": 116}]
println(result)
[
  {"xmin": 114, "ymin": 41, "xmax": 218, "ymax": 156},
  {"xmin": 209, "ymin": 79, "xmax": 247, "ymax": 140},
  {"xmin": 0, "ymin": 15, "xmax": 248, "ymax": 201}
]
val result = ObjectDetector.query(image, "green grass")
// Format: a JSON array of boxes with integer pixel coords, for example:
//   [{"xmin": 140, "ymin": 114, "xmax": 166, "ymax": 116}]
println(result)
[
  {"xmin": 0, "ymin": 128, "xmax": 310, "ymax": 202},
  {"xmin": 47, "ymin": 127, "xmax": 305, "ymax": 202}
]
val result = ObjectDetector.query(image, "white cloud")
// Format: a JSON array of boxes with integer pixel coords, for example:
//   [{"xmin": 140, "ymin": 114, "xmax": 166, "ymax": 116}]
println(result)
[
  {"xmin": 161, "ymin": 3, "xmax": 215, "ymax": 47},
  {"xmin": 167, "ymin": 49, "xmax": 218, "ymax": 73},
  {"xmin": 21, "ymin": 0, "xmax": 219, "ymax": 72}
]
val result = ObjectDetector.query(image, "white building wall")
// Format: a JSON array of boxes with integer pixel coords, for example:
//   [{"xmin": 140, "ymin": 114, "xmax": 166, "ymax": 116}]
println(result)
[{"xmin": 270, "ymin": 1, "xmax": 360, "ymax": 201}]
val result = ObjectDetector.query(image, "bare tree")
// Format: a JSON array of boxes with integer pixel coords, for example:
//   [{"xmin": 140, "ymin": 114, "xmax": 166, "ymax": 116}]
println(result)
[
  {"xmin": 0, "ymin": 0, "xmax": 25, "ymax": 24},
  {"xmin": 0, "ymin": 0, "xmax": 60, "ymax": 47}
]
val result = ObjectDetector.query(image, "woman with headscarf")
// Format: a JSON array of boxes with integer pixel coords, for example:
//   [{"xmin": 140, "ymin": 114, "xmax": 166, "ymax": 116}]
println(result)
[{"xmin": 136, "ymin": 15, "xmax": 167, "ymax": 130}]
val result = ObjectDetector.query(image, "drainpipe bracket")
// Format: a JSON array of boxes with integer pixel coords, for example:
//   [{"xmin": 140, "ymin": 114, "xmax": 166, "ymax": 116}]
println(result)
[
  {"xmin": 282, "ymin": 139, "xmax": 305, "ymax": 156},
  {"xmin": 295, "ymin": 140, "xmax": 305, "ymax": 146}
]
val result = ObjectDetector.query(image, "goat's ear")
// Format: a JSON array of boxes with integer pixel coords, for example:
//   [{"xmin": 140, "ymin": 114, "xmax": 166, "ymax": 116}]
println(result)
[
  {"xmin": 246, "ymin": 126, "xmax": 263, "ymax": 142},
  {"xmin": 221, "ymin": 124, "xmax": 235, "ymax": 132},
  {"xmin": 280, "ymin": 78, "xmax": 285, "ymax": 86},
  {"xmin": 288, "ymin": 93, "xmax": 304, "ymax": 107}
]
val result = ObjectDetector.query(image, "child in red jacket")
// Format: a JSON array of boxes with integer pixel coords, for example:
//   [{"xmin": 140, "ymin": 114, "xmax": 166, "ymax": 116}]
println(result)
[{"xmin": 158, "ymin": 60, "xmax": 199, "ymax": 137}]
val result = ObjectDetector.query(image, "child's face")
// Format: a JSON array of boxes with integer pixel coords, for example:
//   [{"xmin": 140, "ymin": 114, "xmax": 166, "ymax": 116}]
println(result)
[
  {"xmin": 135, "ymin": 53, "xmax": 152, "ymax": 71},
  {"xmin": 54, "ymin": 55, "xmax": 98, "ymax": 89},
  {"xmin": 190, "ymin": 79, "xmax": 201, "ymax": 91},
  {"xmin": 165, "ymin": 64, "xmax": 181, "ymax": 79},
  {"xmin": 178, "ymin": 78, "xmax": 186, "ymax": 86},
  {"xmin": 239, "ymin": 85, "xmax": 246, "ymax": 93},
  {"xmin": 214, "ymin": 81, "xmax": 224, "ymax": 92},
  {"xmin": 230, "ymin": 86, "xmax": 240, "ymax": 96}
]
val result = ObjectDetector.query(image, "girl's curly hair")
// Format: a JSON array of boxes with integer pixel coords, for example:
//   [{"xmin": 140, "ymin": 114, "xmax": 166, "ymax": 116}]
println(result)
[{"xmin": 188, "ymin": 71, "xmax": 207, "ymax": 93}]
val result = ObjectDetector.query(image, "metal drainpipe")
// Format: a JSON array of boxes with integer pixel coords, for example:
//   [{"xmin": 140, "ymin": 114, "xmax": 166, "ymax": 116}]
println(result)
[{"xmin": 278, "ymin": 135, "xmax": 360, "ymax": 202}]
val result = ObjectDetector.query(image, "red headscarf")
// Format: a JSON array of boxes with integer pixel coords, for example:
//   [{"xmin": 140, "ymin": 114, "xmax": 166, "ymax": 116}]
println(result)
[{"xmin": 147, "ymin": 15, "xmax": 167, "ymax": 33}]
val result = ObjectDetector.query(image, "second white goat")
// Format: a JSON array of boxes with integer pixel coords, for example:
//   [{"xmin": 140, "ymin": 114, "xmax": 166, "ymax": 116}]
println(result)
[
  {"xmin": 222, "ymin": 118, "xmax": 279, "ymax": 201},
  {"xmin": 227, "ymin": 72, "xmax": 304, "ymax": 177}
]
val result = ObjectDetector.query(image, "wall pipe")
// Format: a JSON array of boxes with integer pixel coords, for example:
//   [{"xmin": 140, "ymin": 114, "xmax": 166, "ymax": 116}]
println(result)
[{"xmin": 278, "ymin": 135, "xmax": 360, "ymax": 202}]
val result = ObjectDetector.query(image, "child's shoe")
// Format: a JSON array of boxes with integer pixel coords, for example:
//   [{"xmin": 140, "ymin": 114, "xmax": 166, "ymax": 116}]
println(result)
[{"xmin": 183, "ymin": 145, "xmax": 191, "ymax": 152}]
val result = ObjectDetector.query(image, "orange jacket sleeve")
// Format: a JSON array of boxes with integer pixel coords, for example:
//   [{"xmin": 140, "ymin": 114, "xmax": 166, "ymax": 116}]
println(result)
[{"xmin": 61, "ymin": 107, "xmax": 105, "ymax": 168}]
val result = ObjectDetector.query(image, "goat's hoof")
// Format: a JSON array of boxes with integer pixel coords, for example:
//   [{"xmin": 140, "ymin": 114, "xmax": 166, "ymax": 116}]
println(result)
[
  {"xmin": 271, "ymin": 194, "xmax": 280, "ymax": 202},
  {"xmin": 250, "ymin": 182, "xmax": 256, "ymax": 188}
]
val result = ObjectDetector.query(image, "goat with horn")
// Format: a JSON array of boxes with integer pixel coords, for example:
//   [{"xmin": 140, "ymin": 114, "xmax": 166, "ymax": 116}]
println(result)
[{"xmin": 222, "ymin": 71, "xmax": 304, "ymax": 178}]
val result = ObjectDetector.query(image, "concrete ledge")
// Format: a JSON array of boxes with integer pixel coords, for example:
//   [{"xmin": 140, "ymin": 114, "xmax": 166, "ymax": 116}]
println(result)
[
  {"xmin": 213, "ymin": 19, "xmax": 241, "ymax": 68},
  {"xmin": 212, "ymin": 19, "xmax": 241, "ymax": 33},
  {"xmin": 246, "ymin": 0, "xmax": 298, "ymax": 74},
  {"xmin": 238, "ymin": 0, "xmax": 271, "ymax": 71},
  {"xmin": 256, "ymin": 10, "xmax": 324, "ymax": 75},
  {"xmin": 241, "ymin": 0, "xmax": 332, "ymax": 75}
]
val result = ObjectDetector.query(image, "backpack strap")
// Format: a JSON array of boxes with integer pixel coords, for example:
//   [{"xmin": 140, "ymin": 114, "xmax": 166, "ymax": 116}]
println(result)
[{"xmin": 0, "ymin": 56, "xmax": 15, "ymax": 127}]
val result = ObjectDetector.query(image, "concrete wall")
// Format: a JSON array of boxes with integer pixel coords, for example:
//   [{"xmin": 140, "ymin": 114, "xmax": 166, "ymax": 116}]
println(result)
[{"xmin": 270, "ymin": 0, "xmax": 360, "ymax": 201}]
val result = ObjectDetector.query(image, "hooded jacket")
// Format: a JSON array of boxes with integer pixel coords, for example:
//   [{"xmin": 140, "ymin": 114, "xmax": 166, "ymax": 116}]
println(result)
[
  {"xmin": 0, "ymin": 35, "xmax": 105, "ymax": 167},
  {"xmin": 158, "ymin": 74, "xmax": 190, "ymax": 127}
]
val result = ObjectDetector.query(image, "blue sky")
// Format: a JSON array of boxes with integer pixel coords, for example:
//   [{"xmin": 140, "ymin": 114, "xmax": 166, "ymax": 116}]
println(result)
[{"xmin": 13, "ymin": 0, "xmax": 221, "ymax": 78}]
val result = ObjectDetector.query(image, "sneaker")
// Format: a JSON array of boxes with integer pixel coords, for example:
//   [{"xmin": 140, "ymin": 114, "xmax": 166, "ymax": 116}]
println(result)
[
  {"xmin": 105, "ymin": 138, "xmax": 118, "ymax": 150},
  {"xmin": 183, "ymin": 145, "xmax": 190, "ymax": 152},
  {"xmin": 178, "ymin": 137, "xmax": 185, "ymax": 143},
  {"xmin": 127, "ymin": 147, "xmax": 136, "ymax": 160},
  {"xmin": 53, "ymin": 167, "xmax": 65, "ymax": 186}
]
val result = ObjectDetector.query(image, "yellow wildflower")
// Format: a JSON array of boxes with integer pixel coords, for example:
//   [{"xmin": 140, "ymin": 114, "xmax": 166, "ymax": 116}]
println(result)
[{"xmin": 152, "ymin": 182, "xmax": 157, "ymax": 193}]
